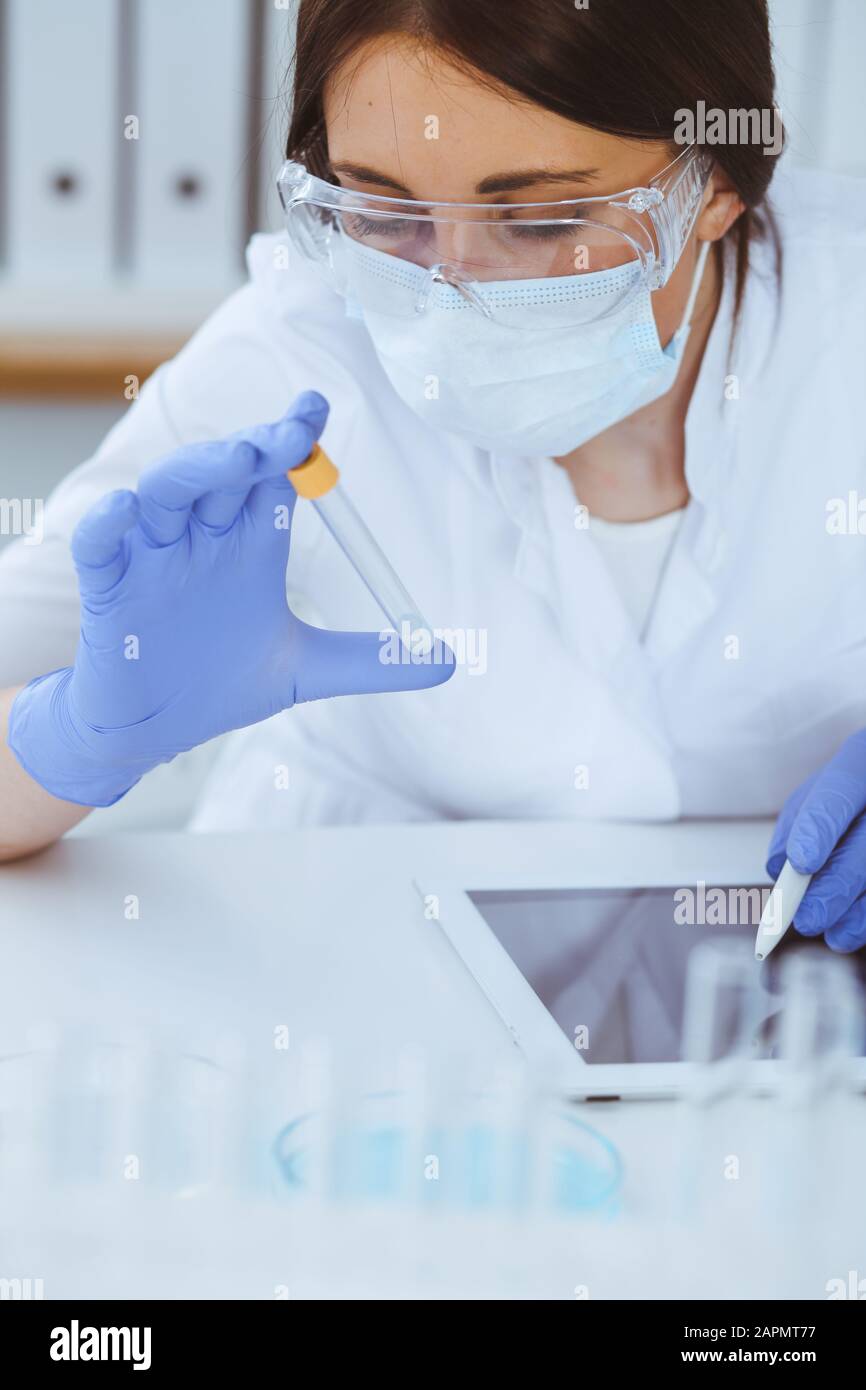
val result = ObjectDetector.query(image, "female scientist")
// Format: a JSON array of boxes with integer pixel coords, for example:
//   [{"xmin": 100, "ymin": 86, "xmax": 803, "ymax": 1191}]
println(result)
[{"xmin": 2, "ymin": 0, "xmax": 866, "ymax": 951}]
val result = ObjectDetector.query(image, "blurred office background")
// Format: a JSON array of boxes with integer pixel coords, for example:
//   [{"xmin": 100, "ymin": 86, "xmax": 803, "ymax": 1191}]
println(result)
[
  {"xmin": 1, "ymin": 0, "xmax": 865, "ymax": 532},
  {"xmin": 0, "ymin": 0, "xmax": 299, "ymax": 516}
]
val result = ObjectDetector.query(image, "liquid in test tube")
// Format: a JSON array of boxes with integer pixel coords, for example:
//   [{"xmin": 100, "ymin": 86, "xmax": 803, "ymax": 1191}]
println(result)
[{"xmin": 287, "ymin": 444, "xmax": 434, "ymax": 656}]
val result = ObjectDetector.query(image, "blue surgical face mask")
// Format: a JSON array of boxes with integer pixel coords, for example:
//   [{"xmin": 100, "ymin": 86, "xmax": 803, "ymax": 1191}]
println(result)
[{"xmin": 337, "ymin": 237, "xmax": 711, "ymax": 457}]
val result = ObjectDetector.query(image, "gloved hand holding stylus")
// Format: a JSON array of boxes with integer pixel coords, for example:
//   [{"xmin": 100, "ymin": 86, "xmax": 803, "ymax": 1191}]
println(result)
[
  {"xmin": 8, "ymin": 391, "xmax": 453, "ymax": 808},
  {"xmin": 766, "ymin": 730, "xmax": 866, "ymax": 952}
]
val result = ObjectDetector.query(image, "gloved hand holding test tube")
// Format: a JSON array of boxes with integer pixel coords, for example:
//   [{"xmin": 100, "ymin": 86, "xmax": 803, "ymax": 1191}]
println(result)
[
  {"xmin": 287, "ymin": 442, "xmax": 435, "ymax": 657},
  {"xmin": 7, "ymin": 394, "xmax": 453, "ymax": 810}
]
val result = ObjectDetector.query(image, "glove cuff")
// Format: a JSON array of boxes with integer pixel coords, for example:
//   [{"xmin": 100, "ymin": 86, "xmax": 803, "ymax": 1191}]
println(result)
[{"xmin": 7, "ymin": 669, "xmax": 145, "ymax": 808}]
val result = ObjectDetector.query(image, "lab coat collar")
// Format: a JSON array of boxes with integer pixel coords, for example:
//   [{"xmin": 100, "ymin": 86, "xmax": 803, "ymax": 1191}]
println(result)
[
  {"xmin": 480, "ymin": 260, "xmax": 738, "ymax": 720},
  {"xmin": 643, "ymin": 260, "xmax": 741, "ymax": 665},
  {"xmin": 476, "ymin": 243, "xmax": 778, "ymax": 698},
  {"xmin": 683, "ymin": 235, "xmax": 779, "ymax": 516},
  {"xmin": 483, "ymin": 442, "xmax": 710, "ymax": 736},
  {"xmin": 646, "ymin": 238, "xmax": 779, "ymax": 663}
]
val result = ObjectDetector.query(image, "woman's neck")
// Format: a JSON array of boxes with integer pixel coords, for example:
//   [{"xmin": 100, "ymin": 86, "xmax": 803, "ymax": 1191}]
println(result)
[{"xmin": 554, "ymin": 249, "xmax": 722, "ymax": 522}]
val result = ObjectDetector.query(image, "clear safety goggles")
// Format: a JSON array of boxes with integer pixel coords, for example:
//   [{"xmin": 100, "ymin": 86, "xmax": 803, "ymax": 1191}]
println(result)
[{"xmin": 277, "ymin": 144, "xmax": 713, "ymax": 327}]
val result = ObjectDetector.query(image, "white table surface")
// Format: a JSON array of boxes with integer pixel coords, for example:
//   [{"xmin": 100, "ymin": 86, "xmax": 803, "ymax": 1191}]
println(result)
[
  {"xmin": 2, "ymin": 816, "xmax": 861, "ymax": 1299},
  {"xmin": 0, "ymin": 817, "xmax": 775, "ymax": 1193},
  {"xmin": 0, "ymin": 817, "xmax": 774, "ymax": 1062}
]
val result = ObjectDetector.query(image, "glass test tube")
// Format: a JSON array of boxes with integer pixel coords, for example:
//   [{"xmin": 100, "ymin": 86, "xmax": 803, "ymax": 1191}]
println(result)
[{"xmin": 288, "ymin": 445, "xmax": 433, "ymax": 654}]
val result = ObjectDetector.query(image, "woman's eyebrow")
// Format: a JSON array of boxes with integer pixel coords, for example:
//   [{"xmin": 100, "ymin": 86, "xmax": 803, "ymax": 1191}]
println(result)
[
  {"xmin": 475, "ymin": 167, "xmax": 601, "ymax": 194},
  {"xmin": 330, "ymin": 161, "xmax": 601, "ymax": 197},
  {"xmin": 330, "ymin": 162, "xmax": 412, "ymax": 193}
]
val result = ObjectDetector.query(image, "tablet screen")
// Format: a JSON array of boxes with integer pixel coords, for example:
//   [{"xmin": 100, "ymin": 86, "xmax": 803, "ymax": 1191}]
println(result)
[{"xmin": 467, "ymin": 886, "xmax": 857, "ymax": 1065}]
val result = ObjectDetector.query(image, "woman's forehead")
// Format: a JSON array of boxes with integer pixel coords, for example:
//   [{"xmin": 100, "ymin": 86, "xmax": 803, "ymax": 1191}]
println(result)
[{"xmin": 323, "ymin": 37, "xmax": 669, "ymax": 200}]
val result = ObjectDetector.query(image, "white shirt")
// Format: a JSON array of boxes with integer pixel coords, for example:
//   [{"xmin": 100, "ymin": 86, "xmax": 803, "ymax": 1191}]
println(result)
[
  {"xmin": 2, "ymin": 162, "xmax": 866, "ymax": 831},
  {"xmin": 588, "ymin": 509, "xmax": 685, "ymax": 638}
]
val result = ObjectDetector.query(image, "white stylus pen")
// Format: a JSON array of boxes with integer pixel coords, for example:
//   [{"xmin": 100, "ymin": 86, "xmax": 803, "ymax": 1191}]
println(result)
[{"xmin": 754, "ymin": 860, "xmax": 813, "ymax": 961}]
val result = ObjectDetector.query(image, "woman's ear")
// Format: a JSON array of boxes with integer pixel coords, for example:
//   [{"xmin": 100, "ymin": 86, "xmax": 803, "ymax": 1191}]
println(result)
[{"xmin": 695, "ymin": 170, "xmax": 746, "ymax": 243}]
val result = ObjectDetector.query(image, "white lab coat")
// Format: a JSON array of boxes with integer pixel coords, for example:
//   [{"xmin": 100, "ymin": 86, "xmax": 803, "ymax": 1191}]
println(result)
[{"xmin": 2, "ymin": 162, "xmax": 866, "ymax": 830}]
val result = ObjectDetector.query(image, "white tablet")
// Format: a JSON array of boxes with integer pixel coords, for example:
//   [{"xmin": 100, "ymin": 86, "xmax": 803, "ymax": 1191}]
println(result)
[{"xmin": 416, "ymin": 873, "xmax": 866, "ymax": 1100}]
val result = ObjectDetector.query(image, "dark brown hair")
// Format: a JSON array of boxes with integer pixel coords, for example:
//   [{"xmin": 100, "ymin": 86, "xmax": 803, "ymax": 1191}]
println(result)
[{"xmin": 287, "ymin": 0, "xmax": 783, "ymax": 319}]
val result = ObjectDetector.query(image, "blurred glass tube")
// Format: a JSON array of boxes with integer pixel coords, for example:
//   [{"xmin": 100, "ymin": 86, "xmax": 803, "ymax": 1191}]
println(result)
[
  {"xmin": 682, "ymin": 937, "xmax": 770, "ymax": 1100},
  {"xmin": 777, "ymin": 950, "xmax": 864, "ymax": 1104},
  {"xmin": 676, "ymin": 938, "xmax": 772, "ymax": 1240},
  {"xmin": 772, "ymin": 952, "xmax": 865, "ymax": 1276}
]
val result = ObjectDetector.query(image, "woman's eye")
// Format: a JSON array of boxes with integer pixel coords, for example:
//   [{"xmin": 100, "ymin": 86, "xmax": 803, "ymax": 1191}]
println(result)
[
  {"xmin": 343, "ymin": 213, "xmax": 416, "ymax": 239},
  {"xmin": 503, "ymin": 221, "xmax": 576, "ymax": 241}
]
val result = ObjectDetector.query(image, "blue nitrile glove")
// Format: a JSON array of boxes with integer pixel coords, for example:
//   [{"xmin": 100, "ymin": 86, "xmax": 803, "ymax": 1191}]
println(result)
[
  {"xmin": 8, "ymin": 391, "xmax": 454, "ymax": 807},
  {"xmin": 767, "ymin": 730, "xmax": 866, "ymax": 952}
]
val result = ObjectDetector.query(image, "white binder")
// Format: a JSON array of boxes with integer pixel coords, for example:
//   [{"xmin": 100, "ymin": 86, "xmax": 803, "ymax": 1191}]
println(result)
[
  {"xmin": 133, "ymin": 0, "xmax": 250, "ymax": 285},
  {"xmin": 6, "ymin": 0, "xmax": 119, "ymax": 279}
]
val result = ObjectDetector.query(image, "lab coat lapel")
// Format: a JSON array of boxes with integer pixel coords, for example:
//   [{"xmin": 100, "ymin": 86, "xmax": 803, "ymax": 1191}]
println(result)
[
  {"xmin": 643, "ymin": 261, "xmax": 744, "ymax": 668},
  {"xmin": 487, "ymin": 253, "xmax": 751, "ymax": 731}
]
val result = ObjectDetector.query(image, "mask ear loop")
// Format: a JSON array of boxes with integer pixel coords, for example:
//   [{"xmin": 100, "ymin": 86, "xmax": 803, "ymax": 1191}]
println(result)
[{"xmin": 676, "ymin": 239, "xmax": 712, "ymax": 339}]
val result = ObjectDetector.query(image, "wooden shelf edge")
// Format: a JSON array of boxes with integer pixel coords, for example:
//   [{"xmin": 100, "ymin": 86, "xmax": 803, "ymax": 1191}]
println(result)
[{"xmin": 0, "ymin": 335, "xmax": 188, "ymax": 399}]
